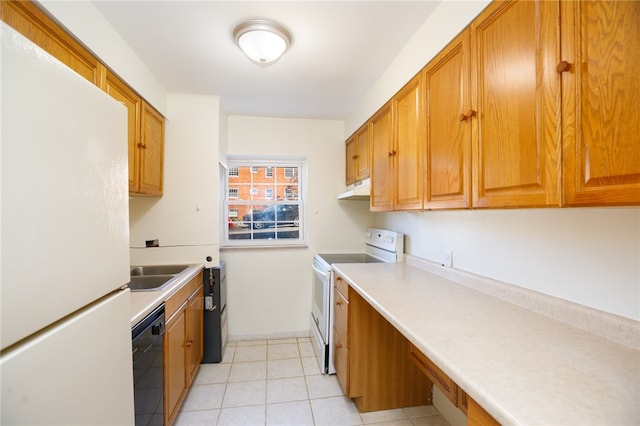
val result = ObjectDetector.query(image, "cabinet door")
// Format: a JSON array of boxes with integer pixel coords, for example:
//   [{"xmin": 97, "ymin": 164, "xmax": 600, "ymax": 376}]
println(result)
[
  {"xmin": 370, "ymin": 103, "xmax": 394, "ymax": 211},
  {"xmin": 424, "ymin": 29, "xmax": 472, "ymax": 209},
  {"xmin": 345, "ymin": 135, "xmax": 357, "ymax": 185},
  {"xmin": 560, "ymin": 1, "xmax": 640, "ymax": 205},
  {"xmin": 100, "ymin": 70, "xmax": 142, "ymax": 193},
  {"xmin": 393, "ymin": 74, "xmax": 424, "ymax": 210},
  {"xmin": 471, "ymin": 0, "xmax": 561, "ymax": 208},
  {"xmin": 333, "ymin": 287, "xmax": 349, "ymax": 396},
  {"xmin": 187, "ymin": 288, "xmax": 203, "ymax": 384},
  {"xmin": 355, "ymin": 124, "xmax": 371, "ymax": 181},
  {"xmin": 164, "ymin": 303, "xmax": 188, "ymax": 426},
  {"xmin": 140, "ymin": 102, "xmax": 164, "ymax": 195},
  {"xmin": 0, "ymin": 1, "xmax": 103, "ymax": 85}
]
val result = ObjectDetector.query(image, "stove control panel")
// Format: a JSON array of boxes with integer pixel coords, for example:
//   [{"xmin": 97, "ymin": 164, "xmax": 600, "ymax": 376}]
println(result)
[{"xmin": 364, "ymin": 228, "xmax": 404, "ymax": 257}]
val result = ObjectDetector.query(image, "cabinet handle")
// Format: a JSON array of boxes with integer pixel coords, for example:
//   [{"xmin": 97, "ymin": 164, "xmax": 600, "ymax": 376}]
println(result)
[
  {"xmin": 186, "ymin": 339, "xmax": 192, "ymax": 347},
  {"xmin": 336, "ymin": 300, "xmax": 343, "ymax": 306},
  {"xmin": 336, "ymin": 277, "xmax": 342, "ymax": 282},
  {"xmin": 137, "ymin": 143, "xmax": 144, "ymax": 148},
  {"xmin": 557, "ymin": 60, "xmax": 571, "ymax": 73},
  {"xmin": 459, "ymin": 109, "xmax": 477, "ymax": 121},
  {"xmin": 336, "ymin": 343, "xmax": 343, "ymax": 349},
  {"xmin": 388, "ymin": 150, "xmax": 397, "ymax": 157},
  {"xmin": 352, "ymin": 154, "xmax": 358, "ymax": 160}
]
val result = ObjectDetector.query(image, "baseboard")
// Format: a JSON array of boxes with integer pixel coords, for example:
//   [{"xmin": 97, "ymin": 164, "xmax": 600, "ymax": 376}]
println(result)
[{"xmin": 228, "ymin": 329, "xmax": 311, "ymax": 343}]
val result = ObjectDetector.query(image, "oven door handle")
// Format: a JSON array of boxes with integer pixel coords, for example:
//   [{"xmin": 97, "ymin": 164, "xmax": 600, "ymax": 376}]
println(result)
[{"xmin": 312, "ymin": 263, "xmax": 331, "ymax": 281}]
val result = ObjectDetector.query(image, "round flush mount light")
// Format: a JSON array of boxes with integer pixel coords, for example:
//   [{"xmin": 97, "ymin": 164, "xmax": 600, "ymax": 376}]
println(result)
[{"xmin": 233, "ymin": 19, "xmax": 292, "ymax": 64}]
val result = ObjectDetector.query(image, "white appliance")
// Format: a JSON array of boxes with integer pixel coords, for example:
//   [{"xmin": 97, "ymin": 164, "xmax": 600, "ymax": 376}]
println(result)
[
  {"xmin": 0, "ymin": 23, "xmax": 134, "ymax": 424},
  {"xmin": 311, "ymin": 228, "xmax": 404, "ymax": 374}
]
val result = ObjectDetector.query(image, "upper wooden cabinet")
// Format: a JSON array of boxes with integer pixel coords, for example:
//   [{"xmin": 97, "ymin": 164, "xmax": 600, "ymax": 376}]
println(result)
[
  {"xmin": 345, "ymin": 124, "xmax": 370, "ymax": 186},
  {"xmin": 370, "ymin": 102, "xmax": 394, "ymax": 211},
  {"xmin": 100, "ymin": 70, "xmax": 143, "ymax": 193},
  {"xmin": 470, "ymin": 0, "xmax": 561, "ymax": 208},
  {"xmin": 0, "ymin": 1, "xmax": 104, "ymax": 85},
  {"xmin": 370, "ymin": 75, "xmax": 425, "ymax": 211},
  {"xmin": 1, "ymin": 0, "xmax": 165, "ymax": 197},
  {"xmin": 137, "ymin": 102, "xmax": 165, "ymax": 196},
  {"xmin": 560, "ymin": 0, "xmax": 640, "ymax": 206},
  {"xmin": 101, "ymin": 71, "xmax": 164, "ymax": 196},
  {"xmin": 423, "ymin": 29, "xmax": 472, "ymax": 209},
  {"xmin": 393, "ymin": 74, "xmax": 424, "ymax": 210}
]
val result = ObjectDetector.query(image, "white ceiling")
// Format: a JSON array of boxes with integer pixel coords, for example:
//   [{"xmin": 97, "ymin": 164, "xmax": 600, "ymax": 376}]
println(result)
[{"xmin": 91, "ymin": 1, "xmax": 440, "ymax": 120}]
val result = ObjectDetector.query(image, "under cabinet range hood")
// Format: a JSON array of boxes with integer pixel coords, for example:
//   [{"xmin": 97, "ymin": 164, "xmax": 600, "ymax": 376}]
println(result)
[{"xmin": 337, "ymin": 178, "xmax": 371, "ymax": 200}]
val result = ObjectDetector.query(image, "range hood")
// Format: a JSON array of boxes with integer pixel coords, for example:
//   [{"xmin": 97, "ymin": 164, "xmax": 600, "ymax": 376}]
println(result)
[{"xmin": 337, "ymin": 178, "xmax": 371, "ymax": 200}]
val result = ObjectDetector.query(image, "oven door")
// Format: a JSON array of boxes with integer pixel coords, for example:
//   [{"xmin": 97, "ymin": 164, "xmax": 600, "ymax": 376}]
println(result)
[
  {"xmin": 311, "ymin": 258, "xmax": 331, "ymax": 373},
  {"xmin": 311, "ymin": 259, "xmax": 330, "ymax": 342}
]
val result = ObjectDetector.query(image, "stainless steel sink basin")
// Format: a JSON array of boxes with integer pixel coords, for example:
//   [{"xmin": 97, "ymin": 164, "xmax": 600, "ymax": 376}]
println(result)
[
  {"xmin": 130, "ymin": 264, "xmax": 189, "ymax": 276},
  {"xmin": 127, "ymin": 275, "xmax": 175, "ymax": 291}
]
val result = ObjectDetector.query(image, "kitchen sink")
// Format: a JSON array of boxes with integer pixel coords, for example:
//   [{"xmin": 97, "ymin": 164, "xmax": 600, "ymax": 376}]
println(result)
[
  {"xmin": 127, "ymin": 275, "xmax": 176, "ymax": 291},
  {"xmin": 130, "ymin": 264, "xmax": 189, "ymax": 276}
]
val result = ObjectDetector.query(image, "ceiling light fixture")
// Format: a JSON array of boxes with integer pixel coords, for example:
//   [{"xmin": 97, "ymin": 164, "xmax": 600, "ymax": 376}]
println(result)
[{"xmin": 233, "ymin": 19, "xmax": 292, "ymax": 64}]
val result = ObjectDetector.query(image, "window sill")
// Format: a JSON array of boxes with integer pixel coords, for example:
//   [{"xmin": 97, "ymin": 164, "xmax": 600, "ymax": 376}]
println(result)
[{"xmin": 221, "ymin": 242, "xmax": 309, "ymax": 250}]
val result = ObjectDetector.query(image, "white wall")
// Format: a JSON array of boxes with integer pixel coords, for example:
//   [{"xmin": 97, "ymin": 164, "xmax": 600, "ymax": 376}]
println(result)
[
  {"xmin": 129, "ymin": 94, "xmax": 220, "ymax": 267},
  {"xmin": 223, "ymin": 116, "xmax": 372, "ymax": 338},
  {"xmin": 376, "ymin": 208, "xmax": 640, "ymax": 321},
  {"xmin": 38, "ymin": 0, "xmax": 167, "ymax": 114}
]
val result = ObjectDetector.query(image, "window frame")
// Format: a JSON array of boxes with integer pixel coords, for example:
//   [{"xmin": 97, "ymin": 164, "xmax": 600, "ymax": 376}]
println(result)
[{"xmin": 222, "ymin": 157, "xmax": 307, "ymax": 248}]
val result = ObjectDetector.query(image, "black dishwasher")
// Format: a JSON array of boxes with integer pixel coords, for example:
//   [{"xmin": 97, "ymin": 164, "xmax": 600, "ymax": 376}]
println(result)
[
  {"xmin": 132, "ymin": 303, "xmax": 165, "ymax": 426},
  {"xmin": 202, "ymin": 263, "xmax": 227, "ymax": 363}
]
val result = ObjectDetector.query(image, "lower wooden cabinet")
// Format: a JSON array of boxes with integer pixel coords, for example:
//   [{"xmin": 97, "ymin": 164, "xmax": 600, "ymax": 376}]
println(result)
[
  {"xmin": 467, "ymin": 396, "xmax": 500, "ymax": 426},
  {"xmin": 333, "ymin": 279, "xmax": 350, "ymax": 395},
  {"xmin": 408, "ymin": 343, "xmax": 458, "ymax": 405},
  {"xmin": 163, "ymin": 271, "xmax": 203, "ymax": 425},
  {"xmin": 164, "ymin": 303, "xmax": 188, "ymax": 424},
  {"xmin": 333, "ymin": 273, "xmax": 431, "ymax": 412}
]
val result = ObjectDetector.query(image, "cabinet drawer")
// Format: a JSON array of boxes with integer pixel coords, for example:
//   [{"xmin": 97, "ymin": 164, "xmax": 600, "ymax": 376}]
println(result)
[
  {"xmin": 166, "ymin": 271, "xmax": 203, "ymax": 320},
  {"xmin": 457, "ymin": 387, "xmax": 468, "ymax": 415},
  {"xmin": 408, "ymin": 343, "xmax": 458, "ymax": 404},
  {"xmin": 334, "ymin": 275, "xmax": 349, "ymax": 300},
  {"xmin": 334, "ymin": 288, "xmax": 348, "ymax": 333}
]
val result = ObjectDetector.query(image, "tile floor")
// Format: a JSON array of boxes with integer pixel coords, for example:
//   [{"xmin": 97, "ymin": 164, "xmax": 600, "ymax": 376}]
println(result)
[{"xmin": 175, "ymin": 338, "xmax": 450, "ymax": 426}]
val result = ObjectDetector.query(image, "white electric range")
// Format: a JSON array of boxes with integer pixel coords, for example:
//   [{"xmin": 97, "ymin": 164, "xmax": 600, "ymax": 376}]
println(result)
[{"xmin": 310, "ymin": 228, "xmax": 404, "ymax": 374}]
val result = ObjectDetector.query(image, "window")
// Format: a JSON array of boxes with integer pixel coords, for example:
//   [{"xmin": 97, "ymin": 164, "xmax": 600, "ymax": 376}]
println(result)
[
  {"xmin": 223, "ymin": 158, "xmax": 306, "ymax": 246},
  {"xmin": 228, "ymin": 167, "xmax": 239, "ymax": 177}
]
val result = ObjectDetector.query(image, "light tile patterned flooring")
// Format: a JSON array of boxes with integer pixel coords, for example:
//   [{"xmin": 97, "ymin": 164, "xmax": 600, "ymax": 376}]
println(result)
[{"xmin": 175, "ymin": 338, "xmax": 450, "ymax": 426}]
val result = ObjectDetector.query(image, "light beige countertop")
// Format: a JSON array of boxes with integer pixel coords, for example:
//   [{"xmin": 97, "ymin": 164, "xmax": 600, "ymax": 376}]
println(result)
[
  {"xmin": 332, "ymin": 262, "xmax": 640, "ymax": 426},
  {"xmin": 129, "ymin": 263, "xmax": 204, "ymax": 326}
]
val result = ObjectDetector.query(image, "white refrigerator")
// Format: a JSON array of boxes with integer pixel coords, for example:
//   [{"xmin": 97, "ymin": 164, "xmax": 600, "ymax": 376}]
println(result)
[{"xmin": 0, "ymin": 22, "xmax": 135, "ymax": 425}]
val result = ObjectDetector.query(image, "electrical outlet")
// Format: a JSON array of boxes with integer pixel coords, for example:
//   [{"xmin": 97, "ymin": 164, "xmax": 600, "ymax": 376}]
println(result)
[{"xmin": 444, "ymin": 251, "xmax": 453, "ymax": 268}]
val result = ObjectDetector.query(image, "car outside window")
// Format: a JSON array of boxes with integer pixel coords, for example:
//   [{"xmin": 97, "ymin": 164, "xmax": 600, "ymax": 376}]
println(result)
[{"xmin": 223, "ymin": 159, "xmax": 305, "ymax": 247}]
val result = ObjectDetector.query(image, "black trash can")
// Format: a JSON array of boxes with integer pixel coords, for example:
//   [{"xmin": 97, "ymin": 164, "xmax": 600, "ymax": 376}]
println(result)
[{"xmin": 202, "ymin": 262, "xmax": 227, "ymax": 363}]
